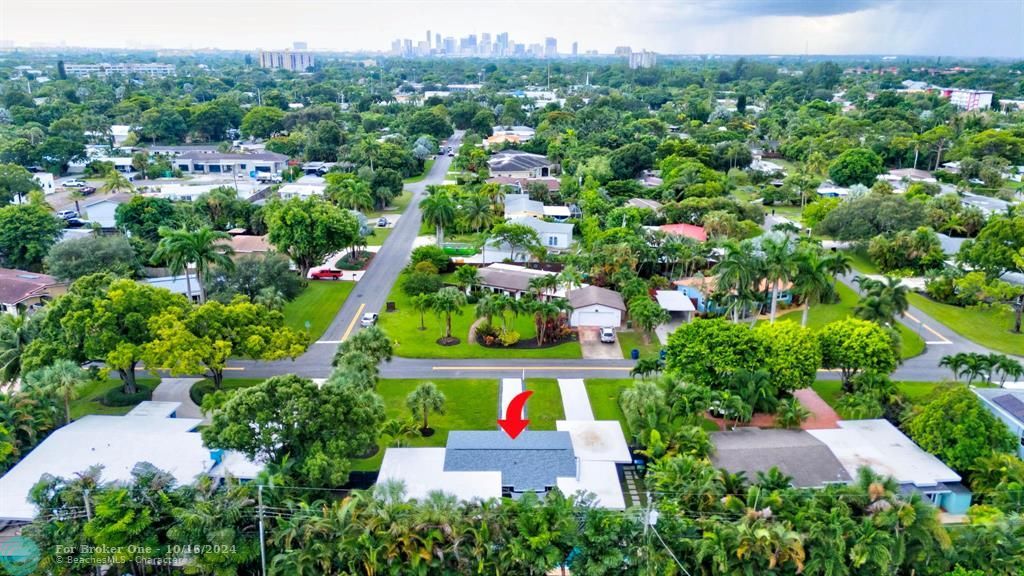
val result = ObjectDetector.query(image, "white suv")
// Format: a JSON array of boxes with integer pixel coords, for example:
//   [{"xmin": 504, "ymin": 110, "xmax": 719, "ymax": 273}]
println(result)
[
  {"xmin": 599, "ymin": 327, "xmax": 616, "ymax": 343},
  {"xmin": 360, "ymin": 313, "xmax": 379, "ymax": 327}
]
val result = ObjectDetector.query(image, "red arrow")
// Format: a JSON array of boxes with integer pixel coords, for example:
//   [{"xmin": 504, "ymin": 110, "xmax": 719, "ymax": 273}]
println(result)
[{"xmin": 498, "ymin": 390, "xmax": 533, "ymax": 439}]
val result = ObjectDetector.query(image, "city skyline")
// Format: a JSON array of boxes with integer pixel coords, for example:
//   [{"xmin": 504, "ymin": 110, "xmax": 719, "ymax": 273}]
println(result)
[{"xmin": 0, "ymin": 0, "xmax": 1020, "ymax": 58}]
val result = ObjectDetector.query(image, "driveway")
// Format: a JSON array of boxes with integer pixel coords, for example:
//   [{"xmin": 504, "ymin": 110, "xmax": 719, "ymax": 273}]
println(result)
[{"xmin": 579, "ymin": 327, "xmax": 624, "ymax": 360}]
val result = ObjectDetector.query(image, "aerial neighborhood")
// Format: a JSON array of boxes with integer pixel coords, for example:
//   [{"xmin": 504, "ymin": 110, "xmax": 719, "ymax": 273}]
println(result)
[{"xmin": 0, "ymin": 4, "xmax": 1023, "ymax": 573}]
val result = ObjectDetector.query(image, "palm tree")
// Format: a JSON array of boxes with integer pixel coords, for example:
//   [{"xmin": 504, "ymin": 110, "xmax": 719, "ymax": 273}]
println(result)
[
  {"xmin": 529, "ymin": 299, "xmax": 569, "ymax": 346},
  {"xmin": 823, "ymin": 251, "xmax": 853, "ymax": 297},
  {"xmin": 792, "ymin": 249, "xmax": 835, "ymax": 327},
  {"xmin": 421, "ymin": 187, "xmax": 457, "ymax": 247},
  {"xmin": 100, "ymin": 169, "xmax": 133, "ymax": 194},
  {"xmin": 775, "ymin": 397, "xmax": 810, "ymax": 429},
  {"xmin": 153, "ymin": 226, "xmax": 235, "ymax": 302},
  {"xmin": 411, "ymin": 294, "xmax": 432, "ymax": 331},
  {"xmin": 557, "ymin": 265, "xmax": 584, "ymax": 292},
  {"xmin": 939, "ymin": 353, "xmax": 967, "ymax": 381},
  {"xmin": 714, "ymin": 240, "xmax": 760, "ymax": 322},
  {"xmin": 329, "ymin": 178, "xmax": 374, "ymax": 212},
  {"xmin": 461, "ymin": 193, "xmax": 494, "ymax": 233},
  {"xmin": 406, "ymin": 382, "xmax": 446, "ymax": 435},
  {"xmin": 0, "ymin": 314, "xmax": 35, "ymax": 386},
  {"xmin": 430, "ymin": 287, "xmax": 467, "ymax": 342},
  {"xmin": 527, "ymin": 274, "xmax": 559, "ymax": 301},
  {"xmin": 453, "ymin": 265, "xmax": 480, "ymax": 294},
  {"xmin": 380, "ymin": 418, "xmax": 419, "ymax": 447},
  {"xmin": 24, "ymin": 360, "xmax": 88, "ymax": 425},
  {"xmin": 761, "ymin": 233, "xmax": 798, "ymax": 323},
  {"xmin": 990, "ymin": 354, "xmax": 1024, "ymax": 386},
  {"xmin": 854, "ymin": 275, "xmax": 909, "ymax": 326}
]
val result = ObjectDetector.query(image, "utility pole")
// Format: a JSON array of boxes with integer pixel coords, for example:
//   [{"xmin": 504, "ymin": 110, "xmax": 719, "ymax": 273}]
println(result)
[{"xmin": 258, "ymin": 485, "xmax": 267, "ymax": 576}]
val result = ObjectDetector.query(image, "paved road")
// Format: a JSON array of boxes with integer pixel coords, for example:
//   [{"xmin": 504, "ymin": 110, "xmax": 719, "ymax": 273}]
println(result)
[{"xmin": 229, "ymin": 133, "xmax": 463, "ymax": 375}]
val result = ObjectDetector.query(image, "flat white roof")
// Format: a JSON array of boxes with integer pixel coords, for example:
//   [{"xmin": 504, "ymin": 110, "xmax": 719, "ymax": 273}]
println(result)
[
  {"xmin": 655, "ymin": 290, "xmax": 696, "ymax": 312},
  {"xmin": 808, "ymin": 419, "xmax": 961, "ymax": 488},
  {"xmin": 557, "ymin": 420, "xmax": 632, "ymax": 463},
  {"xmin": 378, "ymin": 447, "xmax": 502, "ymax": 502},
  {"xmin": 557, "ymin": 460, "xmax": 625, "ymax": 509},
  {"xmin": 543, "ymin": 205, "xmax": 572, "ymax": 218},
  {"xmin": 126, "ymin": 401, "xmax": 181, "ymax": 419},
  {"xmin": 0, "ymin": 405, "xmax": 259, "ymax": 521}
]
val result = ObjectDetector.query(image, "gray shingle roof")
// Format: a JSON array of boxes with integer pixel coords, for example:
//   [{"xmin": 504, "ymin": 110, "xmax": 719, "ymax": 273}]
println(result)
[
  {"xmin": 443, "ymin": 431, "xmax": 577, "ymax": 492},
  {"xmin": 711, "ymin": 428, "xmax": 852, "ymax": 488},
  {"xmin": 567, "ymin": 286, "xmax": 626, "ymax": 311},
  {"xmin": 488, "ymin": 150, "xmax": 553, "ymax": 172}
]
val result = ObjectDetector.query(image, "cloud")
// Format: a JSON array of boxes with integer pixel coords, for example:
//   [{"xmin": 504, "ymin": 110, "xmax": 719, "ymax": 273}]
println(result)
[{"xmin": 703, "ymin": 0, "xmax": 887, "ymax": 18}]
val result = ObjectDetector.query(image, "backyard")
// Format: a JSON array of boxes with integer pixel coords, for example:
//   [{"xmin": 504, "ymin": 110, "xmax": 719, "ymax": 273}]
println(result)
[
  {"xmin": 812, "ymin": 379, "xmax": 962, "ymax": 416},
  {"xmin": 378, "ymin": 277, "xmax": 582, "ymax": 359},
  {"xmin": 907, "ymin": 293, "xmax": 1024, "ymax": 356},
  {"xmin": 283, "ymin": 280, "xmax": 354, "ymax": 342},
  {"xmin": 777, "ymin": 282, "xmax": 926, "ymax": 359}
]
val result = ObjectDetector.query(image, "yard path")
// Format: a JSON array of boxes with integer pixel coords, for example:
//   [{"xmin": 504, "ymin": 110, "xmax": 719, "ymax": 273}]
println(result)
[
  {"xmin": 499, "ymin": 378, "xmax": 524, "ymax": 420},
  {"xmin": 557, "ymin": 379, "xmax": 594, "ymax": 421},
  {"xmin": 151, "ymin": 378, "xmax": 206, "ymax": 422}
]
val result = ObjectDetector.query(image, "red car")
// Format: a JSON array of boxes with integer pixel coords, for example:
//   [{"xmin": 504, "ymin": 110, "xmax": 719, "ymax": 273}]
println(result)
[{"xmin": 311, "ymin": 268, "xmax": 344, "ymax": 280}]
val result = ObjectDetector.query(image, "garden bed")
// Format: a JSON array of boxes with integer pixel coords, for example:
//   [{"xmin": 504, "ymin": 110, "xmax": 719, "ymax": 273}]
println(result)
[
  {"xmin": 335, "ymin": 250, "xmax": 375, "ymax": 271},
  {"xmin": 478, "ymin": 333, "xmax": 578, "ymax": 351}
]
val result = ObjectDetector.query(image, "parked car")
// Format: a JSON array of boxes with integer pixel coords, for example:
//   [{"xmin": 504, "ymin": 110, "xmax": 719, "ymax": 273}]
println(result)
[
  {"xmin": 64, "ymin": 218, "xmax": 88, "ymax": 228},
  {"xmin": 447, "ymin": 152, "xmax": 455, "ymax": 157},
  {"xmin": 310, "ymin": 269, "xmax": 344, "ymax": 280},
  {"xmin": 56, "ymin": 210, "xmax": 79, "ymax": 220},
  {"xmin": 377, "ymin": 217, "xmax": 388, "ymax": 227},
  {"xmin": 599, "ymin": 327, "xmax": 616, "ymax": 343},
  {"xmin": 360, "ymin": 313, "xmax": 379, "ymax": 327},
  {"xmin": 79, "ymin": 185, "xmax": 97, "ymax": 195},
  {"xmin": 62, "ymin": 179, "xmax": 87, "ymax": 188}
]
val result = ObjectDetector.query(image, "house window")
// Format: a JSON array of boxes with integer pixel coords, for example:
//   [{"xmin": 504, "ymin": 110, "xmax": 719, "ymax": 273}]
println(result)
[
  {"xmin": 239, "ymin": 164, "xmax": 247, "ymax": 170},
  {"xmin": 547, "ymin": 235, "xmax": 558, "ymax": 247},
  {"xmin": 209, "ymin": 165, "xmax": 222, "ymax": 173},
  {"xmin": 1019, "ymin": 434, "xmax": 1024, "ymax": 447},
  {"xmin": 177, "ymin": 164, "xmax": 189, "ymax": 171}
]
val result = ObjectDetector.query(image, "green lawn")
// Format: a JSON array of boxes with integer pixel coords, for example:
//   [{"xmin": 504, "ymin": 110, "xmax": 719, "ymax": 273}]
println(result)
[
  {"xmin": 844, "ymin": 248, "xmax": 881, "ymax": 275},
  {"xmin": 353, "ymin": 378, "xmax": 500, "ymax": 471},
  {"xmin": 618, "ymin": 330, "xmax": 662, "ymax": 359},
  {"xmin": 524, "ymin": 378, "xmax": 564, "ymax": 430},
  {"xmin": 770, "ymin": 205, "xmax": 804, "ymax": 224},
  {"xmin": 812, "ymin": 379, "xmax": 961, "ymax": 415},
  {"xmin": 403, "ymin": 159, "xmax": 434, "ymax": 183},
  {"xmin": 379, "ymin": 276, "xmax": 582, "ymax": 359},
  {"xmin": 585, "ymin": 379, "xmax": 633, "ymax": 437},
  {"xmin": 777, "ymin": 282, "xmax": 925, "ymax": 359},
  {"xmin": 70, "ymin": 377, "xmax": 161, "ymax": 419},
  {"xmin": 366, "ymin": 191, "xmax": 413, "ymax": 219},
  {"xmin": 907, "ymin": 293, "xmax": 1024, "ymax": 355},
  {"xmin": 365, "ymin": 226, "xmax": 392, "ymax": 246},
  {"xmin": 283, "ymin": 281, "xmax": 354, "ymax": 342}
]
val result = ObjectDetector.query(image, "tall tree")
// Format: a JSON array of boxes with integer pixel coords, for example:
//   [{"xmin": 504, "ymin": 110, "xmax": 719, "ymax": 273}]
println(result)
[
  {"xmin": 153, "ymin": 226, "xmax": 235, "ymax": 302},
  {"xmin": 23, "ymin": 359, "xmax": 88, "ymax": 424},
  {"xmin": 421, "ymin": 187, "xmax": 457, "ymax": 247},
  {"xmin": 0, "ymin": 201, "xmax": 64, "ymax": 271},
  {"xmin": 265, "ymin": 197, "xmax": 361, "ymax": 279}
]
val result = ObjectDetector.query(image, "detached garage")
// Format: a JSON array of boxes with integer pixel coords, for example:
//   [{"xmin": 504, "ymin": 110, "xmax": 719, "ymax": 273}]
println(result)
[{"xmin": 568, "ymin": 286, "xmax": 626, "ymax": 328}]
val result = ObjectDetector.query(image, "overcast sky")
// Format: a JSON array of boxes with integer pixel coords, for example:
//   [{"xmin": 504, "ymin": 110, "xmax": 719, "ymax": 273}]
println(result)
[{"xmin": 0, "ymin": 0, "xmax": 1021, "ymax": 57}]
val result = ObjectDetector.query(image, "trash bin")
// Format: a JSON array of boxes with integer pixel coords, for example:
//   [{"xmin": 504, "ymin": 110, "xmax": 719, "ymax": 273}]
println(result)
[
  {"xmin": 631, "ymin": 348, "xmax": 640, "ymax": 360},
  {"xmin": 386, "ymin": 301, "xmax": 396, "ymax": 312}
]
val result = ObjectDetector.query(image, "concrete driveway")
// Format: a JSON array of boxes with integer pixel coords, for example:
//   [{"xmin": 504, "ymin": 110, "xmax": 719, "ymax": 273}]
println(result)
[{"xmin": 579, "ymin": 327, "xmax": 624, "ymax": 360}]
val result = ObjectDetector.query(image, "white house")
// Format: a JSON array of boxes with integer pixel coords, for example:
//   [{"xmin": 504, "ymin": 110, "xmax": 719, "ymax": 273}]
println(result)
[
  {"xmin": 174, "ymin": 151, "xmax": 288, "ymax": 175},
  {"xmin": 510, "ymin": 216, "xmax": 573, "ymax": 251},
  {"xmin": 0, "ymin": 401, "xmax": 259, "ymax": 522},
  {"xmin": 568, "ymin": 286, "xmax": 626, "ymax": 328},
  {"xmin": 144, "ymin": 275, "xmax": 202, "ymax": 302},
  {"xmin": 278, "ymin": 175, "xmax": 327, "ymax": 200}
]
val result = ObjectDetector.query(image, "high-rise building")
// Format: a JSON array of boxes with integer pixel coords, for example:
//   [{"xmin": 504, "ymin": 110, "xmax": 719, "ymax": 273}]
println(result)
[
  {"xmin": 614, "ymin": 46, "xmax": 632, "ymax": 57},
  {"xmin": 391, "ymin": 39, "xmax": 402, "ymax": 55},
  {"xmin": 403, "ymin": 39, "xmax": 413, "ymax": 56},
  {"xmin": 480, "ymin": 32, "xmax": 492, "ymax": 57},
  {"xmin": 571, "ymin": 41, "xmax": 578, "ymax": 57},
  {"xmin": 293, "ymin": 41, "xmax": 307, "ymax": 50},
  {"xmin": 544, "ymin": 37, "xmax": 557, "ymax": 58},
  {"xmin": 443, "ymin": 36, "xmax": 457, "ymax": 54},
  {"xmin": 426, "ymin": 30, "xmax": 431, "ymax": 49},
  {"xmin": 628, "ymin": 50, "xmax": 657, "ymax": 69},
  {"xmin": 436, "ymin": 33, "xmax": 442, "ymax": 50},
  {"xmin": 496, "ymin": 32, "xmax": 509, "ymax": 56},
  {"xmin": 259, "ymin": 51, "xmax": 315, "ymax": 71}
]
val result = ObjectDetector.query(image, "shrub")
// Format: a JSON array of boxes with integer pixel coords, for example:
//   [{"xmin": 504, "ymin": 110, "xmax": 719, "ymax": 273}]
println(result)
[
  {"xmin": 475, "ymin": 322, "xmax": 499, "ymax": 341},
  {"xmin": 402, "ymin": 271, "xmax": 442, "ymax": 296},
  {"xmin": 409, "ymin": 245, "xmax": 452, "ymax": 272},
  {"xmin": 499, "ymin": 329, "xmax": 520, "ymax": 347},
  {"xmin": 102, "ymin": 384, "xmax": 153, "ymax": 407}
]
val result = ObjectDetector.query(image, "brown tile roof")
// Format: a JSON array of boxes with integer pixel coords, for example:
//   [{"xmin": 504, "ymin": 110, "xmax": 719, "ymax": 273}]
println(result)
[
  {"xmin": 228, "ymin": 235, "xmax": 272, "ymax": 253},
  {"xmin": 0, "ymin": 268, "xmax": 64, "ymax": 305}
]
